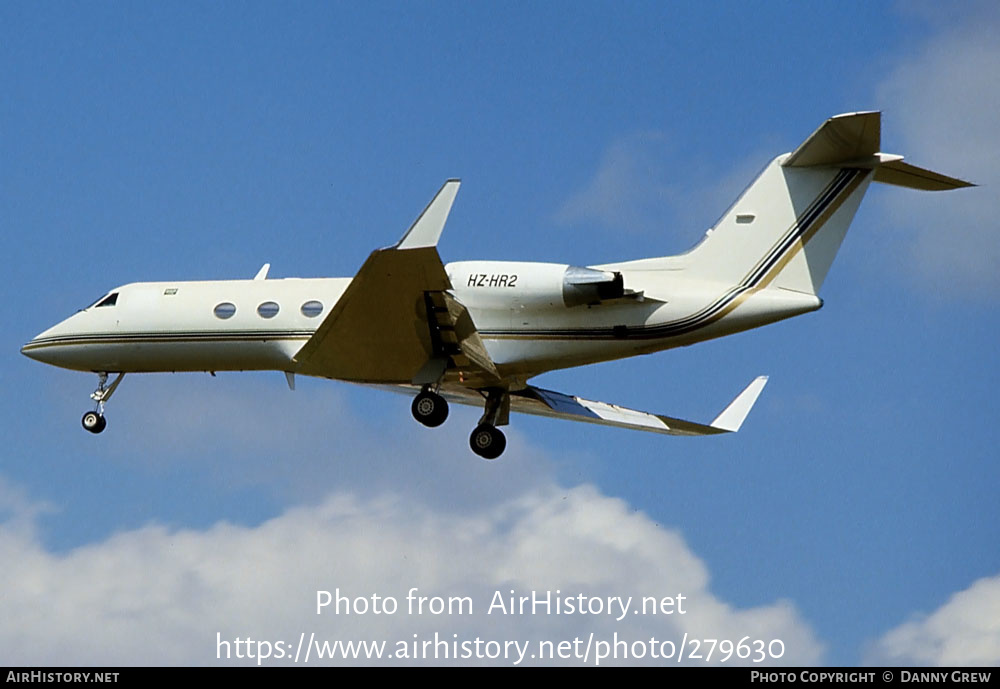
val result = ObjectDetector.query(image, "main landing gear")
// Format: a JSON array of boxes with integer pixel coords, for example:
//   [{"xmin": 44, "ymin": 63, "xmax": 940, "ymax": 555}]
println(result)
[
  {"xmin": 81, "ymin": 372, "xmax": 125, "ymax": 434},
  {"xmin": 469, "ymin": 423, "xmax": 505, "ymax": 460},
  {"xmin": 410, "ymin": 386, "xmax": 510, "ymax": 460},
  {"xmin": 411, "ymin": 388, "xmax": 449, "ymax": 428}
]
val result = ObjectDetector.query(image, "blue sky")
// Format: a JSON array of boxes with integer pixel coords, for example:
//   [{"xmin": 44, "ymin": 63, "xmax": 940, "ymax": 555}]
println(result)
[{"xmin": 2, "ymin": 2, "xmax": 998, "ymax": 666}]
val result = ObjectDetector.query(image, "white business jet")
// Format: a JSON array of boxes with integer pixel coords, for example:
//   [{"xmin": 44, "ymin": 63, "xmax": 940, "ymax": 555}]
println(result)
[{"xmin": 22, "ymin": 112, "xmax": 971, "ymax": 459}]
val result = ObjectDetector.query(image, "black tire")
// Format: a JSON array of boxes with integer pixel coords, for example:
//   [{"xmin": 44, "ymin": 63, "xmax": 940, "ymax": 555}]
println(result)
[
  {"xmin": 411, "ymin": 391, "xmax": 449, "ymax": 427},
  {"xmin": 469, "ymin": 424, "xmax": 506, "ymax": 460},
  {"xmin": 82, "ymin": 411, "xmax": 105, "ymax": 434}
]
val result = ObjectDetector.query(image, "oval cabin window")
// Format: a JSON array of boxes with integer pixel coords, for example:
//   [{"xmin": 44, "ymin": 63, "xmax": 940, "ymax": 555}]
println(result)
[
  {"xmin": 214, "ymin": 302, "xmax": 237, "ymax": 319},
  {"xmin": 301, "ymin": 300, "xmax": 324, "ymax": 318},
  {"xmin": 257, "ymin": 301, "xmax": 280, "ymax": 319}
]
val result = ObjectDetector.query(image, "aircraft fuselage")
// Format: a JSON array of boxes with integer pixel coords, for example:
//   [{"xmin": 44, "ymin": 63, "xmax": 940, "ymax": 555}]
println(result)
[{"xmin": 22, "ymin": 260, "xmax": 821, "ymax": 381}]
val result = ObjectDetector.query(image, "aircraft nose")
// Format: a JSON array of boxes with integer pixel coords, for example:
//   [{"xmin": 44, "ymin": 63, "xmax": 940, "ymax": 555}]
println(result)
[
  {"xmin": 21, "ymin": 340, "xmax": 36, "ymax": 359},
  {"xmin": 21, "ymin": 319, "xmax": 73, "ymax": 367},
  {"xmin": 21, "ymin": 332, "xmax": 55, "ymax": 364},
  {"xmin": 21, "ymin": 311, "xmax": 114, "ymax": 372}
]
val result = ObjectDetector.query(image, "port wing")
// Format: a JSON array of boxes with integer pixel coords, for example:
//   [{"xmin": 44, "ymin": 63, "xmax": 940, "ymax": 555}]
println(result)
[{"xmin": 510, "ymin": 376, "xmax": 769, "ymax": 436}]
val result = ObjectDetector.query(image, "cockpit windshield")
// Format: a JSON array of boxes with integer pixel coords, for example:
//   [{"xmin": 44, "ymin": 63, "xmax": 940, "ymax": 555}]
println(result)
[{"xmin": 82, "ymin": 292, "xmax": 119, "ymax": 310}]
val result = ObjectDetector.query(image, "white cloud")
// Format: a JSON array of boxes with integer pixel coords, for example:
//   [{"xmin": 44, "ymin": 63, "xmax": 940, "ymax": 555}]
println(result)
[
  {"xmin": 0, "ymin": 477, "xmax": 824, "ymax": 666},
  {"xmin": 553, "ymin": 132, "xmax": 766, "ymax": 247},
  {"xmin": 867, "ymin": 574, "xmax": 1000, "ymax": 666},
  {"xmin": 0, "ymin": 475, "xmax": 55, "ymax": 541},
  {"xmin": 554, "ymin": 132, "xmax": 674, "ymax": 235},
  {"xmin": 876, "ymin": 2, "xmax": 1000, "ymax": 298}
]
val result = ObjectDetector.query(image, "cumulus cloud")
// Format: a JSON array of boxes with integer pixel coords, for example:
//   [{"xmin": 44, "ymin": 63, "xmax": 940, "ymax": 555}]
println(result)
[
  {"xmin": 867, "ymin": 574, "xmax": 1000, "ymax": 666},
  {"xmin": 0, "ymin": 475, "xmax": 823, "ymax": 666},
  {"xmin": 0, "ymin": 475, "xmax": 56, "ymax": 540},
  {"xmin": 876, "ymin": 2, "xmax": 1000, "ymax": 297}
]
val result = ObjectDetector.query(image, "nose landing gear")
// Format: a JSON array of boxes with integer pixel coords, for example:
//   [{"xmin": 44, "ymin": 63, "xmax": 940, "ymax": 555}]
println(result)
[
  {"xmin": 81, "ymin": 410, "xmax": 106, "ymax": 433},
  {"xmin": 81, "ymin": 372, "xmax": 125, "ymax": 434}
]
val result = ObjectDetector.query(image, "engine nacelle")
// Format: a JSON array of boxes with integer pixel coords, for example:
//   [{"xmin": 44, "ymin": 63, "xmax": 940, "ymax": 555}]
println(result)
[{"xmin": 446, "ymin": 261, "xmax": 626, "ymax": 309}]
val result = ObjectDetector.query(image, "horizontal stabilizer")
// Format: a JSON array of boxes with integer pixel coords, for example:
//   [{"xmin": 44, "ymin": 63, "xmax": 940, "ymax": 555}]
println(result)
[
  {"xmin": 873, "ymin": 159, "xmax": 974, "ymax": 191},
  {"xmin": 781, "ymin": 111, "xmax": 974, "ymax": 190},
  {"xmin": 784, "ymin": 111, "xmax": 880, "ymax": 168}
]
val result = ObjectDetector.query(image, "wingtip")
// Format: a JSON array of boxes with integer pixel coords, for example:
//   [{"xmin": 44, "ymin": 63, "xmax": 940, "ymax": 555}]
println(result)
[
  {"xmin": 710, "ymin": 376, "xmax": 769, "ymax": 433},
  {"xmin": 395, "ymin": 180, "xmax": 462, "ymax": 250}
]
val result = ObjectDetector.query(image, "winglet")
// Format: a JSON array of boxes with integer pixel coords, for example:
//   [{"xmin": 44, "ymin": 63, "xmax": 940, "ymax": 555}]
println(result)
[
  {"xmin": 254, "ymin": 263, "xmax": 270, "ymax": 280},
  {"xmin": 396, "ymin": 179, "xmax": 461, "ymax": 250},
  {"xmin": 710, "ymin": 376, "xmax": 769, "ymax": 432}
]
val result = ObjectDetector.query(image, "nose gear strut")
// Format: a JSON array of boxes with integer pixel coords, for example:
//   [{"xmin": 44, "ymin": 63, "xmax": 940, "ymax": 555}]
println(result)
[{"xmin": 81, "ymin": 372, "xmax": 125, "ymax": 434}]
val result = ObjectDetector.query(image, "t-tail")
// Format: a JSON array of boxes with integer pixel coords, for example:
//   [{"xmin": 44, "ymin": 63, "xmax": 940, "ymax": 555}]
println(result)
[{"xmin": 682, "ymin": 111, "xmax": 973, "ymax": 297}]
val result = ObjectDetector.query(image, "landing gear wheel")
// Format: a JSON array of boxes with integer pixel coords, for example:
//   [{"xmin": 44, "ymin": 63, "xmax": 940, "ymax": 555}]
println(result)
[
  {"xmin": 82, "ymin": 411, "xmax": 106, "ymax": 434},
  {"xmin": 84, "ymin": 372, "xmax": 123, "ymax": 434},
  {"xmin": 412, "ymin": 390, "xmax": 449, "ymax": 427},
  {"xmin": 469, "ymin": 423, "xmax": 506, "ymax": 460}
]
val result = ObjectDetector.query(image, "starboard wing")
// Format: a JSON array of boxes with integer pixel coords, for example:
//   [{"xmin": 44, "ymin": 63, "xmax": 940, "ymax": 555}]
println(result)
[{"xmin": 294, "ymin": 180, "xmax": 501, "ymax": 385}]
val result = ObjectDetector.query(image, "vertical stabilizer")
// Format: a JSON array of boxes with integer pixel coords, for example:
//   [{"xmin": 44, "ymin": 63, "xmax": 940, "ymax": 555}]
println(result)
[
  {"xmin": 681, "ymin": 111, "xmax": 971, "ymax": 296},
  {"xmin": 684, "ymin": 157, "xmax": 872, "ymax": 295}
]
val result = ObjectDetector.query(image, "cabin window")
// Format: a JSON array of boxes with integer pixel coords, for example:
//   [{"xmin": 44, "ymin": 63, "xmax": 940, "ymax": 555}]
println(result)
[
  {"xmin": 95, "ymin": 293, "xmax": 118, "ymax": 307},
  {"xmin": 301, "ymin": 300, "xmax": 324, "ymax": 318},
  {"xmin": 214, "ymin": 302, "xmax": 237, "ymax": 319},
  {"xmin": 257, "ymin": 301, "xmax": 280, "ymax": 319}
]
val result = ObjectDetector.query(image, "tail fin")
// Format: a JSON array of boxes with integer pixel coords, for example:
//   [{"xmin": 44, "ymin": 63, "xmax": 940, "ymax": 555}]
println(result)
[{"xmin": 684, "ymin": 111, "xmax": 973, "ymax": 296}]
